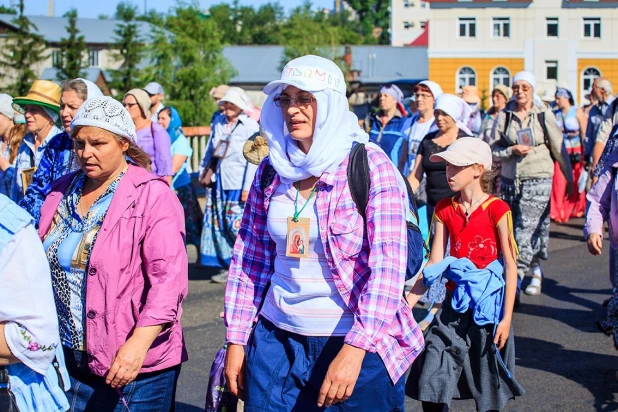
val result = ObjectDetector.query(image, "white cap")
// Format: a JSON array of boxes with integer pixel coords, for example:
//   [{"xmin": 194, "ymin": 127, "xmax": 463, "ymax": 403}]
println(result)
[
  {"xmin": 430, "ymin": 137, "xmax": 492, "ymax": 170},
  {"xmin": 219, "ymin": 87, "xmax": 250, "ymax": 112},
  {"xmin": 263, "ymin": 55, "xmax": 346, "ymax": 96},
  {"xmin": 71, "ymin": 96, "xmax": 137, "ymax": 143},
  {"xmin": 541, "ymin": 88, "xmax": 556, "ymax": 103},
  {"xmin": 143, "ymin": 82, "xmax": 164, "ymax": 96}
]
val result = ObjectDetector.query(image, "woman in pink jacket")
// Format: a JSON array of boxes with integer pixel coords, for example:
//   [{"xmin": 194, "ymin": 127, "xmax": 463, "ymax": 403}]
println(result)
[{"xmin": 38, "ymin": 96, "xmax": 188, "ymax": 411}]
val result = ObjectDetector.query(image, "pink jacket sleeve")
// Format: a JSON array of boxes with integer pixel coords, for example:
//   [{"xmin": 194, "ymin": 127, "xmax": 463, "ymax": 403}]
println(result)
[{"xmin": 584, "ymin": 166, "xmax": 612, "ymax": 239}]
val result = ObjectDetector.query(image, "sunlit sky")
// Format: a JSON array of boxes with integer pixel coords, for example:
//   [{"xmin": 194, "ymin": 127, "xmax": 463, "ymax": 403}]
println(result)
[{"xmin": 15, "ymin": 0, "xmax": 335, "ymax": 18}]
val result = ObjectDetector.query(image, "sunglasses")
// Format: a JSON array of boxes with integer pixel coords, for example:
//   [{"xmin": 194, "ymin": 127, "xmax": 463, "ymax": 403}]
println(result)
[{"xmin": 511, "ymin": 85, "xmax": 531, "ymax": 93}]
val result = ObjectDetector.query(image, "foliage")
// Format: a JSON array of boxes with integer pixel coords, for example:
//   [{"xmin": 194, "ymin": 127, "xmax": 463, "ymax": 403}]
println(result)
[
  {"xmin": 0, "ymin": 5, "xmax": 17, "ymax": 14},
  {"xmin": 110, "ymin": 2, "xmax": 145, "ymax": 96},
  {"xmin": 142, "ymin": 1, "xmax": 236, "ymax": 126},
  {"xmin": 0, "ymin": 0, "xmax": 48, "ymax": 96},
  {"xmin": 346, "ymin": 0, "xmax": 390, "ymax": 44},
  {"xmin": 54, "ymin": 9, "xmax": 86, "ymax": 81}
]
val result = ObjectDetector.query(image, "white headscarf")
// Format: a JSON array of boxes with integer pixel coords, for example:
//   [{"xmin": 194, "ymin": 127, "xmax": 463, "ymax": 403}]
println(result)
[
  {"xmin": 418, "ymin": 80, "xmax": 444, "ymax": 100},
  {"xmin": 75, "ymin": 78, "xmax": 103, "ymax": 99},
  {"xmin": 512, "ymin": 71, "xmax": 544, "ymax": 107},
  {"xmin": 261, "ymin": 55, "xmax": 369, "ymax": 184},
  {"xmin": 434, "ymin": 94, "xmax": 473, "ymax": 136}
]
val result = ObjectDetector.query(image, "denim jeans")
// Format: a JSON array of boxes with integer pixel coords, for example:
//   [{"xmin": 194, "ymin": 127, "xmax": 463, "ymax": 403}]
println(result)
[
  {"xmin": 244, "ymin": 317, "xmax": 405, "ymax": 412},
  {"xmin": 62, "ymin": 346, "xmax": 181, "ymax": 412}
]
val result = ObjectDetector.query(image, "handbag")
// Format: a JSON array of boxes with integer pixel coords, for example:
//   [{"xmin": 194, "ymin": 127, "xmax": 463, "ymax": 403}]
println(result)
[{"xmin": 0, "ymin": 367, "xmax": 19, "ymax": 412}]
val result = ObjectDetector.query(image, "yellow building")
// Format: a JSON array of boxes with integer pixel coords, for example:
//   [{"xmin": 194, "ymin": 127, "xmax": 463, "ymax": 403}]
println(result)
[{"xmin": 428, "ymin": 0, "xmax": 618, "ymax": 106}]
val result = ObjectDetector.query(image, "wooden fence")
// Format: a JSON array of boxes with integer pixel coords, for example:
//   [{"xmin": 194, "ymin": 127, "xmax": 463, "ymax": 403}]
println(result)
[{"xmin": 183, "ymin": 126, "xmax": 211, "ymax": 173}]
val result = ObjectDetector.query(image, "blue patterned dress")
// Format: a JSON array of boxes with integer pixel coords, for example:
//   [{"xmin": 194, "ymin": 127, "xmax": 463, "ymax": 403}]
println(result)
[{"xmin": 43, "ymin": 170, "xmax": 124, "ymax": 350}]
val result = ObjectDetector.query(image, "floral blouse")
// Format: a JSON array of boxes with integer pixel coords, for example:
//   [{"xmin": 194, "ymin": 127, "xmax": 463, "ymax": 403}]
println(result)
[{"xmin": 43, "ymin": 170, "xmax": 125, "ymax": 350}]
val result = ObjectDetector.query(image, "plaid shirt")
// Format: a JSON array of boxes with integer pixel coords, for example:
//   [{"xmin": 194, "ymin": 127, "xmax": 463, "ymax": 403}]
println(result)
[{"xmin": 224, "ymin": 144, "xmax": 424, "ymax": 383}]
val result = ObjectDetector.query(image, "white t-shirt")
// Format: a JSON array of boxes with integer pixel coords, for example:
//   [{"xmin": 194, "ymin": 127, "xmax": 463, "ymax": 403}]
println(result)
[{"xmin": 261, "ymin": 182, "xmax": 354, "ymax": 336}]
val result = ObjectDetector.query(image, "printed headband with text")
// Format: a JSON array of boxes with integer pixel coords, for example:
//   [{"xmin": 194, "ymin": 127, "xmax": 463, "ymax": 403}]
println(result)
[{"xmin": 281, "ymin": 65, "xmax": 344, "ymax": 92}]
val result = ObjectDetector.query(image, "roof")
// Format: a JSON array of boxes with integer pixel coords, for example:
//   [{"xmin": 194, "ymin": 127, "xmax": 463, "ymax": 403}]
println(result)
[
  {"xmin": 40, "ymin": 67, "xmax": 106, "ymax": 84},
  {"xmin": 410, "ymin": 22, "xmax": 429, "ymax": 47},
  {"xmin": 0, "ymin": 14, "xmax": 158, "ymax": 44},
  {"xmin": 223, "ymin": 45, "xmax": 428, "ymax": 86}
]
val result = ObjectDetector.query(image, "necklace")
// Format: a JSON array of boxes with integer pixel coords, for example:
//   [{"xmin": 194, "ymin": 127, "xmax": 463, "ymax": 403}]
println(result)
[
  {"xmin": 461, "ymin": 194, "xmax": 488, "ymax": 218},
  {"xmin": 293, "ymin": 182, "xmax": 318, "ymax": 222}
]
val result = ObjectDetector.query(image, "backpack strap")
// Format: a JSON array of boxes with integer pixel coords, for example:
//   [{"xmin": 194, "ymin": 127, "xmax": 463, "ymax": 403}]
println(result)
[
  {"xmin": 347, "ymin": 143, "xmax": 371, "ymax": 221},
  {"xmin": 537, "ymin": 112, "xmax": 556, "ymax": 162},
  {"xmin": 260, "ymin": 161, "xmax": 277, "ymax": 192}
]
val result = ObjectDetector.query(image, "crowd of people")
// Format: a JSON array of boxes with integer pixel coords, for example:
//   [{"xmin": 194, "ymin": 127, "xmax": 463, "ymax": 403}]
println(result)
[{"xmin": 0, "ymin": 53, "xmax": 617, "ymax": 412}]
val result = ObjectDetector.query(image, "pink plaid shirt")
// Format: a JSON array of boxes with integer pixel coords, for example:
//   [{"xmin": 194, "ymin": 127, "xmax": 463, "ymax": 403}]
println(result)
[{"xmin": 224, "ymin": 144, "xmax": 424, "ymax": 383}]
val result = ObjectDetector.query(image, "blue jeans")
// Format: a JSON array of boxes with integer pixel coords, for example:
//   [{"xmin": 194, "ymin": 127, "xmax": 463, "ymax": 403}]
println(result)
[
  {"xmin": 62, "ymin": 346, "xmax": 181, "ymax": 412},
  {"xmin": 244, "ymin": 317, "xmax": 405, "ymax": 411}
]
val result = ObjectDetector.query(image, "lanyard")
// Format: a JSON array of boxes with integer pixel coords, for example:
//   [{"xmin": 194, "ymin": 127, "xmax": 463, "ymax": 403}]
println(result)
[{"xmin": 293, "ymin": 182, "xmax": 318, "ymax": 222}]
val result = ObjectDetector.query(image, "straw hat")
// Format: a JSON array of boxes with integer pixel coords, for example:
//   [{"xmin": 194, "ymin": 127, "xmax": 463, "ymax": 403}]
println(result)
[
  {"xmin": 461, "ymin": 86, "xmax": 480, "ymax": 105},
  {"xmin": 243, "ymin": 131, "xmax": 269, "ymax": 165},
  {"xmin": 13, "ymin": 80, "xmax": 62, "ymax": 113}
]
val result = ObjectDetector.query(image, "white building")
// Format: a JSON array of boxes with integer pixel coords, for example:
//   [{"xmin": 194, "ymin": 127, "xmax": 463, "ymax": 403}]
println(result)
[{"xmin": 391, "ymin": 0, "xmax": 431, "ymax": 46}]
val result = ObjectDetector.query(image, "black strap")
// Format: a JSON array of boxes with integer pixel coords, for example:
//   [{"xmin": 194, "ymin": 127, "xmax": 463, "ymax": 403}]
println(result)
[
  {"xmin": 347, "ymin": 143, "xmax": 371, "ymax": 221},
  {"xmin": 260, "ymin": 162, "xmax": 276, "ymax": 192},
  {"xmin": 538, "ymin": 112, "xmax": 556, "ymax": 162}
]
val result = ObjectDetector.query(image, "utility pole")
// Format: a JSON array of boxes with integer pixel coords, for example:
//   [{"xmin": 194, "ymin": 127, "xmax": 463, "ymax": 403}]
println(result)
[{"xmin": 48, "ymin": 0, "xmax": 53, "ymax": 16}]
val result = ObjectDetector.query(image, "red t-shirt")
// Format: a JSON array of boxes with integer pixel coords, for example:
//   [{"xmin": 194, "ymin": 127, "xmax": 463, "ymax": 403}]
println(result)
[{"xmin": 434, "ymin": 195, "xmax": 514, "ymax": 290}]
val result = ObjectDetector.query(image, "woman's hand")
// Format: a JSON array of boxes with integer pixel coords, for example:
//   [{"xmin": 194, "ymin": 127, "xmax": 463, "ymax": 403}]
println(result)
[
  {"xmin": 105, "ymin": 325, "xmax": 163, "ymax": 388},
  {"xmin": 199, "ymin": 170, "xmax": 213, "ymax": 188},
  {"xmin": 225, "ymin": 344, "xmax": 246, "ymax": 399},
  {"xmin": 241, "ymin": 191, "xmax": 249, "ymax": 203},
  {"xmin": 511, "ymin": 145, "xmax": 531, "ymax": 157},
  {"xmin": 494, "ymin": 318, "xmax": 511, "ymax": 350},
  {"xmin": 587, "ymin": 233, "xmax": 603, "ymax": 256},
  {"xmin": 317, "ymin": 344, "xmax": 365, "ymax": 408}
]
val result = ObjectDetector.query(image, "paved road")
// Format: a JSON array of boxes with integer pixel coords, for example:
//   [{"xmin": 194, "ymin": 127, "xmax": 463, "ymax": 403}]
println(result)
[{"xmin": 175, "ymin": 219, "xmax": 618, "ymax": 411}]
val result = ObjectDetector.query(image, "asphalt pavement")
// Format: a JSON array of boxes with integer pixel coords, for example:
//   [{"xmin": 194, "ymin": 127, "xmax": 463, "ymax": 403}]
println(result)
[{"xmin": 175, "ymin": 219, "xmax": 618, "ymax": 411}]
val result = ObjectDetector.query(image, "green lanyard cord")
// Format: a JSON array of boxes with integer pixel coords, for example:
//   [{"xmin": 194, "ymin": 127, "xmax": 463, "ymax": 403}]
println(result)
[{"xmin": 293, "ymin": 182, "xmax": 318, "ymax": 222}]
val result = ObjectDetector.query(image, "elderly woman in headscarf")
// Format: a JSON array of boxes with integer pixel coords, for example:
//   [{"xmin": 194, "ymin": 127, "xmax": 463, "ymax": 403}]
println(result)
[
  {"xmin": 20, "ymin": 78, "xmax": 103, "ymax": 223},
  {"xmin": 407, "ymin": 94, "xmax": 474, "ymax": 328},
  {"xmin": 550, "ymin": 86, "xmax": 587, "ymax": 223},
  {"xmin": 198, "ymin": 86, "xmax": 260, "ymax": 283},
  {"xmin": 158, "ymin": 106, "xmax": 204, "ymax": 259},
  {"xmin": 367, "ymin": 83, "xmax": 410, "ymax": 171},
  {"xmin": 122, "ymin": 89, "xmax": 173, "ymax": 180},
  {"xmin": 491, "ymin": 71, "xmax": 572, "ymax": 300},
  {"xmin": 0, "ymin": 193, "xmax": 70, "ymax": 412},
  {"xmin": 11, "ymin": 80, "xmax": 63, "ymax": 202},
  {"xmin": 481, "ymin": 84, "xmax": 512, "ymax": 145},
  {"xmin": 223, "ymin": 55, "xmax": 424, "ymax": 411},
  {"xmin": 0, "ymin": 94, "xmax": 27, "ymax": 197},
  {"xmin": 38, "ymin": 96, "xmax": 188, "ymax": 410}
]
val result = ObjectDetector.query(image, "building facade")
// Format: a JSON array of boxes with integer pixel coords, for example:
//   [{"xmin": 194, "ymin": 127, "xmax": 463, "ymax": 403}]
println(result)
[
  {"xmin": 391, "ymin": 0, "xmax": 432, "ymax": 46},
  {"xmin": 427, "ymin": 0, "xmax": 618, "ymax": 106}
]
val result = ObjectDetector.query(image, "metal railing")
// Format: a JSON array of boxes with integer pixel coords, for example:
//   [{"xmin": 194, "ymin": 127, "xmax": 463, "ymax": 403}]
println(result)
[{"xmin": 183, "ymin": 126, "xmax": 211, "ymax": 173}]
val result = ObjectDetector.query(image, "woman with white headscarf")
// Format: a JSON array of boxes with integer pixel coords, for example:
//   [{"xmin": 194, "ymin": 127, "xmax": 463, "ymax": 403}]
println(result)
[
  {"xmin": 20, "ymin": 78, "xmax": 103, "ymax": 223},
  {"xmin": 198, "ymin": 86, "xmax": 260, "ymax": 283},
  {"xmin": 223, "ymin": 55, "xmax": 424, "ymax": 411},
  {"xmin": 491, "ymin": 71, "xmax": 572, "ymax": 300}
]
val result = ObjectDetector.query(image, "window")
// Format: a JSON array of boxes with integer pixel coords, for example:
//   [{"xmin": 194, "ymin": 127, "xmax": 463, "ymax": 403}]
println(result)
[
  {"xmin": 88, "ymin": 49, "xmax": 99, "ymax": 67},
  {"xmin": 51, "ymin": 50, "xmax": 61, "ymax": 67},
  {"xmin": 458, "ymin": 18, "xmax": 476, "ymax": 38},
  {"xmin": 582, "ymin": 67, "xmax": 601, "ymax": 96},
  {"xmin": 545, "ymin": 61, "xmax": 558, "ymax": 81},
  {"xmin": 421, "ymin": 21, "xmax": 427, "ymax": 29},
  {"xmin": 421, "ymin": 1, "xmax": 428, "ymax": 8},
  {"xmin": 492, "ymin": 17, "xmax": 510, "ymax": 38},
  {"xmin": 457, "ymin": 67, "xmax": 476, "ymax": 91},
  {"xmin": 546, "ymin": 17, "xmax": 558, "ymax": 37},
  {"xmin": 404, "ymin": 0, "xmax": 415, "ymax": 7},
  {"xmin": 583, "ymin": 18, "xmax": 601, "ymax": 38},
  {"xmin": 404, "ymin": 21, "xmax": 415, "ymax": 29},
  {"xmin": 491, "ymin": 67, "xmax": 511, "ymax": 87}
]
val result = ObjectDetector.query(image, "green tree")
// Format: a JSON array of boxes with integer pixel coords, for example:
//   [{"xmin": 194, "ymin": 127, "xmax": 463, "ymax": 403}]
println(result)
[
  {"xmin": 54, "ymin": 9, "xmax": 86, "ymax": 81},
  {"xmin": 0, "ymin": 5, "xmax": 17, "ymax": 14},
  {"xmin": 346, "ymin": 0, "xmax": 390, "ymax": 44},
  {"xmin": 110, "ymin": 2, "xmax": 144, "ymax": 96},
  {"xmin": 0, "ymin": 0, "xmax": 48, "ymax": 95},
  {"xmin": 143, "ymin": 2, "xmax": 236, "ymax": 125}
]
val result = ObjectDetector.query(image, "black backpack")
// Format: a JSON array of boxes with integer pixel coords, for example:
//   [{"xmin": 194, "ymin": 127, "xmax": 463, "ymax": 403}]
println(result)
[{"xmin": 260, "ymin": 143, "xmax": 428, "ymax": 281}]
